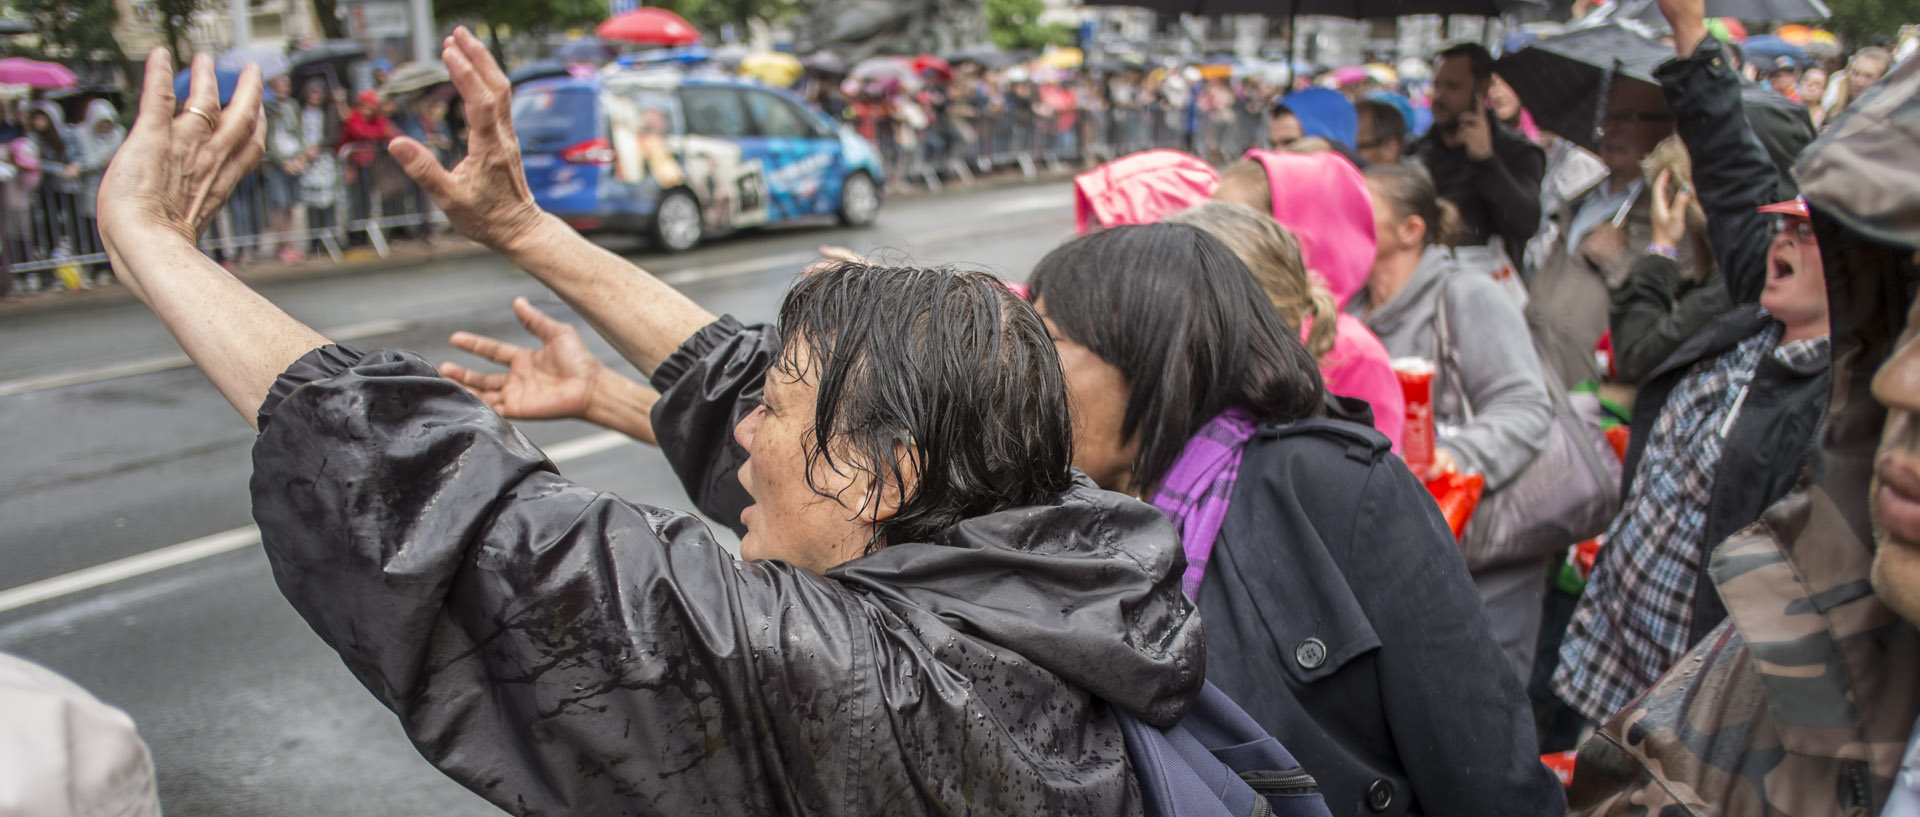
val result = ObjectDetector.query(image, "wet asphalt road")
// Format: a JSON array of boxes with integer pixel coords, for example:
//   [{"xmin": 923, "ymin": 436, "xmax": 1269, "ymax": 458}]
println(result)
[{"xmin": 0, "ymin": 180, "xmax": 1076, "ymax": 816}]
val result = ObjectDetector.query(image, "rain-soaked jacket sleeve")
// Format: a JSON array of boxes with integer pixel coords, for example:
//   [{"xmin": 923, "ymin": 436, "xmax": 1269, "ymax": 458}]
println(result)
[
  {"xmin": 249, "ymin": 344, "xmax": 872, "ymax": 817},
  {"xmin": 648, "ymin": 316, "xmax": 767, "ymax": 537},
  {"xmin": 1657, "ymin": 38, "xmax": 1779, "ymax": 307}
]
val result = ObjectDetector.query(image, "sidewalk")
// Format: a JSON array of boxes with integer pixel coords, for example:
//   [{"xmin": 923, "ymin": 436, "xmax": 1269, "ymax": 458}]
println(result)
[{"xmin": 0, "ymin": 166, "xmax": 1082, "ymax": 318}]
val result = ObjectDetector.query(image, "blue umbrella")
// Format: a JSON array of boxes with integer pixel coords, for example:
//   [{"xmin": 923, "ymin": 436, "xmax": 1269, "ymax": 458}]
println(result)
[
  {"xmin": 1743, "ymin": 35, "xmax": 1808, "ymax": 63},
  {"xmin": 174, "ymin": 66, "xmax": 242, "ymax": 105},
  {"xmin": 509, "ymin": 60, "xmax": 570, "ymax": 87}
]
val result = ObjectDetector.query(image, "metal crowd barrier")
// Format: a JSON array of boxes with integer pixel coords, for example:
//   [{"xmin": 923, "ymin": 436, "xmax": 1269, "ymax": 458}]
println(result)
[{"xmin": 3, "ymin": 102, "xmax": 1272, "ymax": 293}]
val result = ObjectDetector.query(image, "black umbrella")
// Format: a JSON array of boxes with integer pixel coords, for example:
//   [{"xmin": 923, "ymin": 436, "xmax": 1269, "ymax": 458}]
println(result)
[
  {"xmin": 800, "ymin": 50, "xmax": 846, "ymax": 76},
  {"xmin": 1620, "ymin": 0, "xmax": 1828, "ymax": 25},
  {"xmin": 1495, "ymin": 23, "xmax": 1671, "ymax": 154},
  {"xmin": 1084, "ymin": 0, "xmax": 1538, "ymax": 18},
  {"xmin": 0, "ymin": 18, "xmax": 33, "ymax": 36},
  {"xmin": 289, "ymin": 40, "xmax": 366, "ymax": 76},
  {"xmin": 508, "ymin": 60, "xmax": 570, "ymax": 87}
]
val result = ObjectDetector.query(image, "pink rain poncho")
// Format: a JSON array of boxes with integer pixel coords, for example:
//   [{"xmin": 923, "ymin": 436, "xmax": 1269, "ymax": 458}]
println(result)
[{"xmin": 1241, "ymin": 150, "xmax": 1404, "ymax": 451}]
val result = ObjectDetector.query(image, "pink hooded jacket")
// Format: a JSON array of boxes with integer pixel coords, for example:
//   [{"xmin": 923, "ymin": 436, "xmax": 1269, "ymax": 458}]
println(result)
[
  {"xmin": 1242, "ymin": 150, "xmax": 1404, "ymax": 451},
  {"xmin": 1073, "ymin": 149, "xmax": 1219, "ymax": 234}
]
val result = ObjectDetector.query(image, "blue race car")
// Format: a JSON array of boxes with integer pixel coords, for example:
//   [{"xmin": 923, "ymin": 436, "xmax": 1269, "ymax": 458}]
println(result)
[{"xmin": 512, "ymin": 66, "xmax": 884, "ymax": 252}]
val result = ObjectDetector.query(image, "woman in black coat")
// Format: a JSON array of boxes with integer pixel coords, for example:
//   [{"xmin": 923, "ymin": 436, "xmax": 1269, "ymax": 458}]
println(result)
[{"xmin": 1027, "ymin": 224, "xmax": 1564, "ymax": 817}]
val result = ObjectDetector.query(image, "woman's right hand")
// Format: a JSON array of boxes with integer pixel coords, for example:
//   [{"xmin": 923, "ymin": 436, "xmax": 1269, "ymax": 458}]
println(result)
[
  {"xmin": 1649, "ymin": 168, "xmax": 1692, "ymax": 249},
  {"xmin": 439, "ymin": 297, "xmax": 610, "ymax": 421},
  {"xmin": 389, "ymin": 27, "xmax": 547, "ymax": 254}
]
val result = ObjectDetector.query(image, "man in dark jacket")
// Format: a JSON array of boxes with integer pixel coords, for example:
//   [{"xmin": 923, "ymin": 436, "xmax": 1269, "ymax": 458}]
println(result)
[
  {"xmin": 1413, "ymin": 43, "xmax": 1545, "ymax": 270},
  {"xmin": 91, "ymin": 33, "xmax": 1222, "ymax": 817},
  {"xmin": 1552, "ymin": 10, "xmax": 1832, "ymax": 729}
]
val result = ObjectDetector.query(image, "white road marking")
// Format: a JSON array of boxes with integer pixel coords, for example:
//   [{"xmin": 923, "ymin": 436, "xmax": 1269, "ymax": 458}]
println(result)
[
  {"xmin": 0, "ymin": 319, "xmax": 415, "ymax": 398},
  {"xmin": 984, "ymin": 191, "xmax": 1069, "ymax": 216},
  {"xmin": 0, "ymin": 429, "xmax": 637, "ymax": 614}
]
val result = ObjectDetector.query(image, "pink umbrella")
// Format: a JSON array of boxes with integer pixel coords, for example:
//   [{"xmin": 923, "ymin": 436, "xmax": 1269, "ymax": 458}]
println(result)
[
  {"xmin": 0, "ymin": 58, "xmax": 76, "ymax": 89},
  {"xmin": 1328, "ymin": 65, "xmax": 1369, "ymax": 87}
]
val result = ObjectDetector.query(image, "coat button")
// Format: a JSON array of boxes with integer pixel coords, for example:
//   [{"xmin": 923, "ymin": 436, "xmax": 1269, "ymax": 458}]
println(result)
[
  {"xmin": 1367, "ymin": 778, "xmax": 1394, "ymax": 812},
  {"xmin": 1294, "ymin": 637, "xmax": 1327, "ymax": 670}
]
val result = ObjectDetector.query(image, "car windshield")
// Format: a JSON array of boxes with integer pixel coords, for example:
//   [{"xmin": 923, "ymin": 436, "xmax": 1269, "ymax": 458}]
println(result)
[{"xmin": 511, "ymin": 86, "xmax": 598, "ymax": 153}]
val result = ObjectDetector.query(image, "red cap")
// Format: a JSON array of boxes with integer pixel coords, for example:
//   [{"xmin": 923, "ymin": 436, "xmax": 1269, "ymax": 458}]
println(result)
[
  {"xmin": 357, "ymin": 90, "xmax": 381, "ymax": 108},
  {"xmin": 1756, "ymin": 197, "xmax": 1809, "ymax": 218}
]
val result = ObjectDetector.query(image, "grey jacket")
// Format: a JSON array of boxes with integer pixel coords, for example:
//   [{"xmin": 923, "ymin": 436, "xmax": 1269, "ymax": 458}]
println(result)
[{"xmin": 1347, "ymin": 247, "xmax": 1552, "ymax": 491}]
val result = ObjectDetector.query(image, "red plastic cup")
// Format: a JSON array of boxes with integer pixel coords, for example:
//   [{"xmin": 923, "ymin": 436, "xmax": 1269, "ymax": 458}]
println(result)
[{"xmin": 1394, "ymin": 357, "xmax": 1436, "ymax": 474}]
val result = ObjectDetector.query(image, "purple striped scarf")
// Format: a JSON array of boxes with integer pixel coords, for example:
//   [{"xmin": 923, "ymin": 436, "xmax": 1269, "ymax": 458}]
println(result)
[{"xmin": 1150, "ymin": 406, "xmax": 1259, "ymax": 599}]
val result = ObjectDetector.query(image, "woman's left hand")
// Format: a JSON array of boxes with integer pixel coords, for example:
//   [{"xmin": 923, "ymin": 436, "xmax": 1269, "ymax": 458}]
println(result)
[{"xmin": 97, "ymin": 50, "xmax": 264, "ymax": 254}]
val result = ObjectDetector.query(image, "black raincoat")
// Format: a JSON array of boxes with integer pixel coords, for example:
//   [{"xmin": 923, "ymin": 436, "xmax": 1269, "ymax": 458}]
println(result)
[{"xmin": 250, "ymin": 333, "xmax": 1207, "ymax": 816}]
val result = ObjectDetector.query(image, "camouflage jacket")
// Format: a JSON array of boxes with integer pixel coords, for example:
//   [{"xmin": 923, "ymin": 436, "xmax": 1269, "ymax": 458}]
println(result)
[
  {"xmin": 1566, "ymin": 487, "xmax": 1920, "ymax": 815},
  {"xmin": 1566, "ymin": 30, "xmax": 1920, "ymax": 817}
]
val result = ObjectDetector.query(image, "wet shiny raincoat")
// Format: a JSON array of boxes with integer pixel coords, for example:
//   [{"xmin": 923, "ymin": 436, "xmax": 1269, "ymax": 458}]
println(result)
[{"xmin": 249, "ymin": 324, "xmax": 1207, "ymax": 816}]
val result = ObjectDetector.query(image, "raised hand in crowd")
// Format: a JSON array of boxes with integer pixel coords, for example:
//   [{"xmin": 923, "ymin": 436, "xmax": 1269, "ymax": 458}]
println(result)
[
  {"xmin": 390, "ymin": 27, "xmax": 713, "ymax": 375},
  {"xmin": 94, "ymin": 50, "xmax": 328, "ymax": 424},
  {"xmin": 1455, "ymin": 106, "xmax": 1494, "ymax": 160},
  {"xmin": 1648, "ymin": 168, "xmax": 1693, "ymax": 249},
  {"xmin": 1657, "ymin": 0, "xmax": 1710, "ymax": 56}
]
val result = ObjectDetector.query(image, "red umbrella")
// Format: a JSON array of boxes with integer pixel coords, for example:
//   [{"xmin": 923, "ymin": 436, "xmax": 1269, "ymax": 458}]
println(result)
[
  {"xmin": 0, "ymin": 58, "xmax": 76, "ymax": 90},
  {"xmin": 596, "ymin": 8, "xmax": 701, "ymax": 46},
  {"xmin": 911, "ymin": 54, "xmax": 951, "ymax": 82}
]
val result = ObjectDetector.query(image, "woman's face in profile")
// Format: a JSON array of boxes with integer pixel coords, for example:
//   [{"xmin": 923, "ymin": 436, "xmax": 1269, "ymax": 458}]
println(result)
[{"xmin": 1033, "ymin": 300, "xmax": 1138, "ymax": 495}]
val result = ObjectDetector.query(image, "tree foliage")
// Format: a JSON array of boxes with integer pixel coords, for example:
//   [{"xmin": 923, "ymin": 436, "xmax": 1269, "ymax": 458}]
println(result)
[
  {"xmin": 151, "ymin": 0, "xmax": 203, "ymax": 68},
  {"xmin": 1823, "ymin": 0, "xmax": 1920, "ymax": 48},
  {"xmin": 986, "ymin": 0, "xmax": 1071, "ymax": 51},
  {"xmin": 7, "ymin": 0, "xmax": 125, "ymax": 61}
]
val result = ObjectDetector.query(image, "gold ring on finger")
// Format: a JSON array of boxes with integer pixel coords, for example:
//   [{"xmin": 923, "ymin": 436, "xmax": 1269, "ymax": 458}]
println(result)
[{"xmin": 184, "ymin": 105, "xmax": 218, "ymax": 129}]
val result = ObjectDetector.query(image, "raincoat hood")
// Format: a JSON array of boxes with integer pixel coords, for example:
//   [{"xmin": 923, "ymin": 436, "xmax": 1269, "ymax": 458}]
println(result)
[
  {"xmin": 1073, "ymin": 149, "xmax": 1219, "ymax": 234},
  {"xmin": 1243, "ymin": 149, "xmax": 1376, "ymax": 305},
  {"xmin": 27, "ymin": 101, "xmax": 62, "ymax": 129},
  {"xmin": 73, "ymin": 99, "xmax": 123, "ymax": 161},
  {"xmin": 1278, "ymin": 88, "xmax": 1357, "ymax": 149},
  {"xmin": 830, "ymin": 473, "xmax": 1205, "ymax": 724}
]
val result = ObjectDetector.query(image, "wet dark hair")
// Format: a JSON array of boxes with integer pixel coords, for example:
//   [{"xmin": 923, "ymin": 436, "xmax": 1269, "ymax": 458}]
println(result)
[
  {"xmin": 775, "ymin": 262, "xmax": 1074, "ymax": 550},
  {"xmin": 1028, "ymin": 224, "xmax": 1326, "ymax": 496},
  {"xmin": 1438, "ymin": 42, "xmax": 1494, "ymax": 82},
  {"xmin": 1365, "ymin": 162, "xmax": 1462, "ymax": 248}
]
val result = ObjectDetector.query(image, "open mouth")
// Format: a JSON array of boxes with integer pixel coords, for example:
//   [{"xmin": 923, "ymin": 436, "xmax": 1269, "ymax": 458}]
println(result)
[{"xmin": 1771, "ymin": 255, "xmax": 1797, "ymax": 282}]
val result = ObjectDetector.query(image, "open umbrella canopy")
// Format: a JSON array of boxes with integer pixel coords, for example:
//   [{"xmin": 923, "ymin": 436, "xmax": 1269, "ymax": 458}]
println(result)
[
  {"xmin": 290, "ymin": 40, "xmax": 366, "ymax": 76},
  {"xmin": 0, "ymin": 18, "xmax": 31, "ymax": 35},
  {"xmin": 173, "ymin": 66, "xmax": 242, "ymax": 105},
  {"xmin": 597, "ymin": 8, "xmax": 701, "ymax": 46},
  {"xmin": 1088, "ymin": 0, "xmax": 1537, "ymax": 18},
  {"xmin": 1495, "ymin": 23, "xmax": 1671, "ymax": 154},
  {"xmin": 380, "ymin": 61, "xmax": 449, "ymax": 95},
  {"xmin": 0, "ymin": 58, "xmax": 75, "ymax": 90},
  {"xmin": 739, "ymin": 52, "xmax": 803, "ymax": 87},
  {"xmin": 849, "ymin": 56, "xmax": 921, "ymax": 88},
  {"xmin": 1744, "ymin": 34, "xmax": 1810, "ymax": 62},
  {"xmin": 801, "ymin": 50, "xmax": 846, "ymax": 75},
  {"xmin": 508, "ymin": 60, "xmax": 571, "ymax": 87},
  {"xmin": 217, "ymin": 45, "xmax": 289, "ymax": 78}
]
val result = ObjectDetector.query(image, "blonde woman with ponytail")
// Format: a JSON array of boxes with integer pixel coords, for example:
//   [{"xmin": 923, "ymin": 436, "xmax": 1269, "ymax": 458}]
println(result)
[{"xmin": 1169, "ymin": 201, "xmax": 1405, "ymax": 451}]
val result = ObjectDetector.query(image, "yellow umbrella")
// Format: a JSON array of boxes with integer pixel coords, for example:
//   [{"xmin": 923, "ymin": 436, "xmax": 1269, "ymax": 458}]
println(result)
[
  {"xmin": 1038, "ymin": 47, "xmax": 1084, "ymax": 70},
  {"xmin": 739, "ymin": 52, "xmax": 804, "ymax": 88}
]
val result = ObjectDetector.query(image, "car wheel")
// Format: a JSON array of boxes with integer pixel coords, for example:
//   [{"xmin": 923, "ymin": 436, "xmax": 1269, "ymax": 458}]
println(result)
[
  {"xmin": 652, "ymin": 188, "xmax": 703, "ymax": 253},
  {"xmin": 837, "ymin": 172, "xmax": 880, "ymax": 228}
]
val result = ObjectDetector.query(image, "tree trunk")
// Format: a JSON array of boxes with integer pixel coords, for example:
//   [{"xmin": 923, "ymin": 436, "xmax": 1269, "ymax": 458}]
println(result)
[{"xmin": 311, "ymin": 0, "xmax": 346, "ymax": 40}]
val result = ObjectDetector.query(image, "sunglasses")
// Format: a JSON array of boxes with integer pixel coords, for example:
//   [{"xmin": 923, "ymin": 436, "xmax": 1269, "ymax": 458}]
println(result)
[{"xmin": 1773, "ymin": 217, "xmax": 1816, "ymax": 244}]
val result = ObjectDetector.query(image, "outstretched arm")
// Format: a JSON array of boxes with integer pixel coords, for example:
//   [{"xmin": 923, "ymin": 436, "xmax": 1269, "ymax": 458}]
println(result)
[
  {"xmin": 98, "ymin": 50, "xmax": 328, "ymax": 429},
  {"xmin": 387, "ymin": 28, "xmax": 714, "ymax": 375},
  {"xmin": 440, "ymin": 297, "xmax": 660, "ymax": 445}
]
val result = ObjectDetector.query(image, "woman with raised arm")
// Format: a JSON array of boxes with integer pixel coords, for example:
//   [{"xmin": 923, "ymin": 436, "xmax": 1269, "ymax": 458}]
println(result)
[{"xmin": 95, "ymin": 36, "xmax": 1223, "ymax": 817}]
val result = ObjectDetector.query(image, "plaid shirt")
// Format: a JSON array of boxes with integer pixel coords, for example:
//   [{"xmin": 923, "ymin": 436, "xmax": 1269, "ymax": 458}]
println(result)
[{"xmin": 1555, "ymin": 325, "xmax": 1829, "ymax": 723}]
